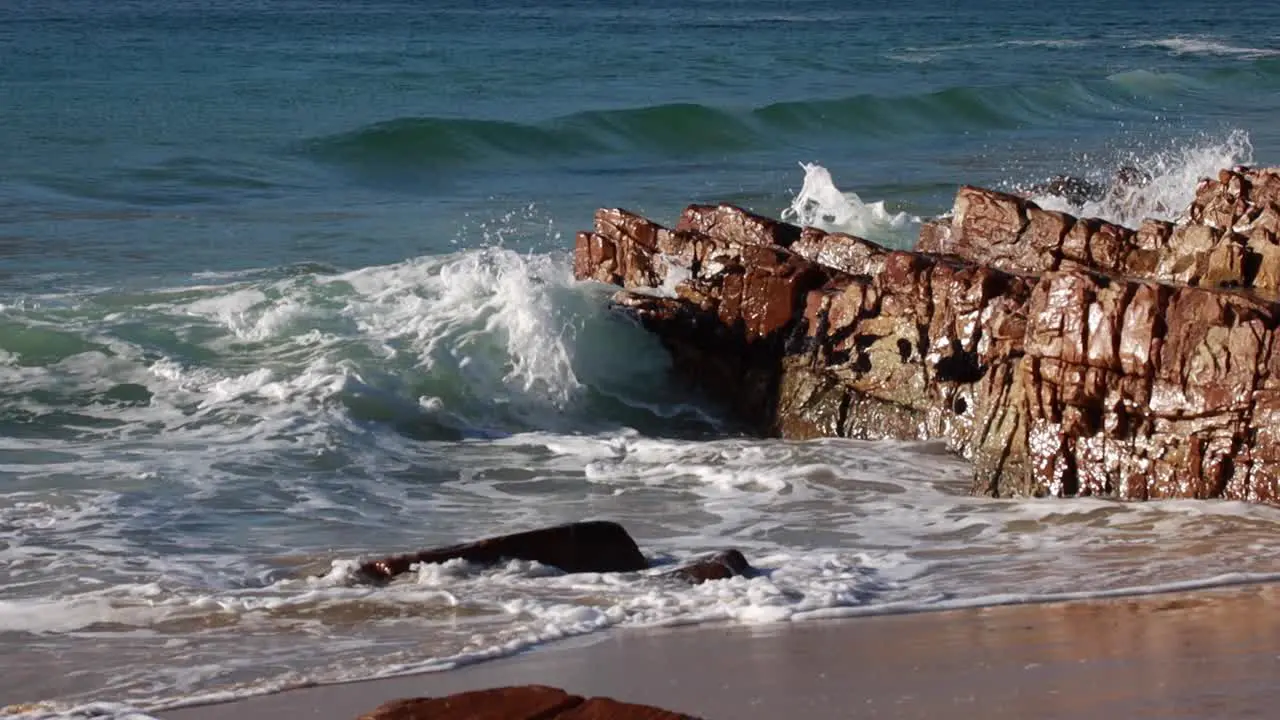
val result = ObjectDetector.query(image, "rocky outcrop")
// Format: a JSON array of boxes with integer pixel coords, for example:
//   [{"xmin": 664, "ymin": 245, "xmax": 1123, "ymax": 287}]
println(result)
[
  {"xmin": 919, "ymin": 167, "xmax": 1280, "ymax": 296},
  {"xmin": 575, "ymin": 168, "xmax": 1280, "ymax": 503},
  {"xmin": 358, "ymin": 686, "xmax": 698, "ymax": 720}
]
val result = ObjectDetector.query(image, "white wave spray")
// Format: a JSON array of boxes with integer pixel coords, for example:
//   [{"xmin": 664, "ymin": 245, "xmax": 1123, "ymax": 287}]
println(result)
[
  {"xmin": 1024, "ymin": 129, "xmax": 1255, "ymax": 228},
  {"xmin": 782, "ymin": 162, "xmax": 919, "ymax": 240}
]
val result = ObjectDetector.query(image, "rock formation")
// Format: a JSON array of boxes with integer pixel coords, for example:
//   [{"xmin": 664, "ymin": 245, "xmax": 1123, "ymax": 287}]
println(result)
[
  {"xmin": 358, "ymin": 685, "xmax": 698, "ymax": 720},
  {"xmin": 662, "ymin": 549, "xmax": 757, "ymax": 585},
  {"xmin": 356, "ymin": 521, "xmax": 649, "ymax": 582},
  {"xmin": 354, "ymin": 521, "xmax": 756, "ymax": 585},
  {"xmin": 574, "ymin": 166, "xmax": 1280, "ymax": 503},
  {"xmin": 920, "ymin": 167, "xmax": 1280, "ymax": 295}
]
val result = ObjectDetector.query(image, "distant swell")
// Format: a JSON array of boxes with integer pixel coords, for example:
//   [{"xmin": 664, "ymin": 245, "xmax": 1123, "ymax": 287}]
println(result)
[
  {"xmin": 303, "ymin": 72, "xmax": 1237, "ymax": 172},
  {"xmin": 306, "ymin": 103, "xmax": 761, "ymax": 169}
]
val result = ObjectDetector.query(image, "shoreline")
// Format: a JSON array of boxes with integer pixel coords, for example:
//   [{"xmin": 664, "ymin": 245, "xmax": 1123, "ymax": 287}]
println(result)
[{"xmin": 152, "ymin": 581, "xmax": 1280, "ymax": 720}]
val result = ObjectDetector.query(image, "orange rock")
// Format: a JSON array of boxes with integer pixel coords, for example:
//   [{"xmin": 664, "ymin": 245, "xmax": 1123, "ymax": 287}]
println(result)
[
  {"xmin": 575, "ymin": 187, "xmax": 1280, "ymax": 505},
  {"xmin": 356, "ymin": 686, "xmax": 698, "ymax": 720}
]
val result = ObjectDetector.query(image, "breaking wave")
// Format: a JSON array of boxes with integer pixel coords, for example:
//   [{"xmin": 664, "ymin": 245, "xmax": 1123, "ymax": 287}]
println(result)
[
  {"xmin": 1018, "ymin": 129, "xmax": 1254, "ymax": 227},
  {"xmin": 0, "ymin": 247, "xmax": 717, "ymax": 448}
]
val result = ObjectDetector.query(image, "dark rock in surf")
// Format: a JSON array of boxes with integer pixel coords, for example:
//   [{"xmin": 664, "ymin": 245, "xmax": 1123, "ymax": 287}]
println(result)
[
  {"xmin": 356, "ymin": 520, "xmax": 648, "ymax": 582},
  {"xmin": 662, "ymin": 549, "xmax": 756, "ymax": 585},
  {"xmin": 1019, "ymin": 166, "xmax": 1151, "ymax": 208},
  {"xmin": 1025, "ymin": 174, "xmax": 1106, "ymax": 207},
  {"xmin": 357, "ymin": 686, "xmax": 699, "ymax": 720}
]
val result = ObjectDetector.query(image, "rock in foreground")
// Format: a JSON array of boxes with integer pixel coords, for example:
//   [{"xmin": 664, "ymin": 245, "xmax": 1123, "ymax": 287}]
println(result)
[
  {"xmin": 354, "ymin": 521, "xmax": 756, "ymax": 586},
  {"xmin": 357, "ymin": 686, "xmax": 698, "ymax": 720},
  {"xmin": 356, "ymin": 521, "xmax": 648, "ymax": 582},
  {"xmin": 575, "ymin": 168, "xmax": 1280, "ymax": 503}
]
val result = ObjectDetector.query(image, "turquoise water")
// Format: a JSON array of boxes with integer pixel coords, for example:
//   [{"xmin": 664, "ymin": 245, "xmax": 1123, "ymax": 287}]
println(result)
[
  {"xmin": 6, "ymin": 1, "xmax": 1280, "ymax": 290},
  {"xmin": 7, "ymin": 2, "xmax": 1280, "ymax": 715}
]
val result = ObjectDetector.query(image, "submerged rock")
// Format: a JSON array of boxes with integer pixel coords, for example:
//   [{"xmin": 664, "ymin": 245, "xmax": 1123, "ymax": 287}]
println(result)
[
  {"xmin": 357, "ymin": 686, "xmax": 699, "ymax": 720},
  {"xmin": 356, "ymin": 520, "xmax": 648, "ymax": 582},
  {"xmin": 661, "ymin": 549, "xmax": 756, "ymax": 585},
  {"xmin": 575, "ymin": 170, "xmax": 1280, "ymax": 504},
  {"xmin": 1018, "ymin": 166, "xmax": 1152, "ymax": 209}
]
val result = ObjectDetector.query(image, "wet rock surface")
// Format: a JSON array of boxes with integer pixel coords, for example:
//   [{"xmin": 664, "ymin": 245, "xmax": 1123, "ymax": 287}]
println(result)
[
  {"xmin": 661, "ymin": 549, "xmax": 756, "ymax": 585},
  {"xmin": 356, "ymin": 521, "xmax": 648, "ymax": 582},
  {"xmin": 921, "ymin": 168, "xmax": 1280, "ymax": 296},
  {"xmin": 575, "ymin": 167, "xmax": 1280, "ymax": 503},
  {"xmin": 353, "ymin": 522, "xmax": 760, "ymax": 588},
  {"xmin": 357, "ymin": 686, "xmax": 697, "ymax": 720}
]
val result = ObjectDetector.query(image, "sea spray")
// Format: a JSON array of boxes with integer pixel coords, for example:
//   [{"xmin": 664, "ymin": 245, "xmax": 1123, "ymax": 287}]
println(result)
[
  {"xmin": 782, "ymin": 162, "xmax": 919, "ymax": 243},
  {"xmin": 1023, "ymin": 129, "xmax": 1255, "ymax": 227}
]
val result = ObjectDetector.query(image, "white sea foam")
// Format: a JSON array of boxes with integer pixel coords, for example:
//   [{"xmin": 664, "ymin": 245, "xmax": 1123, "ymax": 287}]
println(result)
[
  {"xmin": 3, "ymin": 703, "xmax": 161, "ymax": 720},
  {"xmin": 1025, "ymin": 129, "xmax": 1254, "ymax": 227},
  {"xmin": 334, "ymin": 248, "xmax": 586, "ymax": 414},
  {"xmin": 782, "ymin": 162, "xmax": 919, "ymax": 240},
  {"xmin": 9, "ymin": 431, "xmax": 1280, "ymax": 714},
  {"xmin": 1137, "ymin": 37, "xmax": 1280, "ymax": 59},
  {"xmin": 889, "ymin": 38, "xmax": 1091, "ymax": 62}
]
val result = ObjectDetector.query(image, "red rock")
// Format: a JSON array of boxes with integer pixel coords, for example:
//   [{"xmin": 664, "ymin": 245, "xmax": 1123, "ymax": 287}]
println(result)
[
  {"xmin": 572, "ymin": 183, "xmax": 1280, "ymax": 505},
  {"xmin": 923, "ymin": 172, "xmax": 1280, "ymax": 298},
  {"xmin": 661, "ymin": 550, "xmax": 756, "ymax": 585},
  {"xmin": 789, "ymin": 226, "xmax": 889, "ymax": 276},
  {"xmin": 357, "ymin": 521, "xmax": 648, "ymax": 582},
  {"xmin": 559, "ymin": 697, "xmax": 694, "ymax": 720},
  {"xmin": 357, "ymin": 686, "xmax": 578, "ymax": 720},
  {"xmin": 356, "ymin": 686, "xmax": 698, "ymax": 720},
  {"xmin": 675, "ymin": 203, "xmax": 801, "ymax": 248}
]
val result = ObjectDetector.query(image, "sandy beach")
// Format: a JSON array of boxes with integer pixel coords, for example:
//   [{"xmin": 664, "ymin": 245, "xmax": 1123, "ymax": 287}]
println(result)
[{"xmin": 158, "ymin": 583, "xmax": 1280, "ymax": 720}]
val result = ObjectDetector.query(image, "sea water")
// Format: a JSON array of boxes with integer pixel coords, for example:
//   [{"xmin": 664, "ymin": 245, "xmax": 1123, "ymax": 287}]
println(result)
[{"xmin": 6, "ymin": 1, "xmax": 1280, "ymax": 717}]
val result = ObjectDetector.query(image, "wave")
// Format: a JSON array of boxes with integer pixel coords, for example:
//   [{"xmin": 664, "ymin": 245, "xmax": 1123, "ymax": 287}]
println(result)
[
  {"xmin": 1016, "ymin": 129, "xmax": 1254, "ymax": 227},
  {"xmin": 304, "ymin": 103, "xmax": 762, "ymax": 170},
  {"xmin": 303, "ymin": 75, "xmax": 1201, "ymax": 174},
  {"xmin": 1137, "ymin": 36, "xmax": 1280, "ymax": 59},
  {"xmin": 0, "ymin": 248, "xmax": 714, "ymax": 447}
]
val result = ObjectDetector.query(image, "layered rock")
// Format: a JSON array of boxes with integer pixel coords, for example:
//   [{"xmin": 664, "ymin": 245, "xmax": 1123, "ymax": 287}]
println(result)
[
  {"xmin": 919, "ymin": 167, "xmax": 1280, "ymax": 295},
  {"xmin": 575, "ymin": 174, "xmax": 1280, "ymax": 503},
  {"xmin": 358, "ymin": 686, "xmax": 698, "ymax": 720}
]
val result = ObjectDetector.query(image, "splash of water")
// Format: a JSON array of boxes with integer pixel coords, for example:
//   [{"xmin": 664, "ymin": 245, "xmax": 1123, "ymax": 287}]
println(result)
[
  {"xmin": 782, "ymin": 162, "xmax": 918, "ymax": 239},
  {"xmin": 1025, "ymin": 130, "xmax": 1255, "ymax": 228}
]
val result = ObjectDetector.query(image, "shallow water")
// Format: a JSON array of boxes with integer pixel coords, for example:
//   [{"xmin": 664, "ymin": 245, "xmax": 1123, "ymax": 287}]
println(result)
[{"xmin": 6, "ymin": 1, "xmax": 1280, "ymax": 716}]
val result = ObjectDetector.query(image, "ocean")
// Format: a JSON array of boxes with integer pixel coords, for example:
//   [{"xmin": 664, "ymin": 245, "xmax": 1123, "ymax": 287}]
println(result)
[{"xmin": 5, "ymin": 1, "xmax": 1280, "ymax": 716}]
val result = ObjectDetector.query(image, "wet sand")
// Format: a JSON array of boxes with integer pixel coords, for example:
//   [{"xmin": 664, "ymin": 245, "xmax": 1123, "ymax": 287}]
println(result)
[{"xmin": 160, "ymin": 584, "xmax": 1280, "ymax": 719}]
